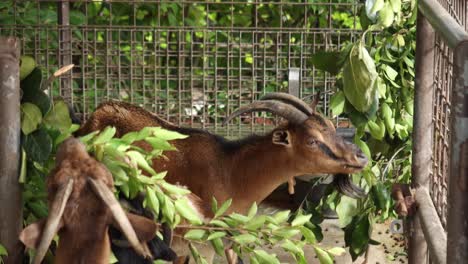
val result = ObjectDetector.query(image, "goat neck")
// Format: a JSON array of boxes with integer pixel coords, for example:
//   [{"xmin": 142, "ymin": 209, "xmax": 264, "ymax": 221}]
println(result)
[{"xmin": 225, "ymin": 133, "xmax": 299, "ymax": 213}]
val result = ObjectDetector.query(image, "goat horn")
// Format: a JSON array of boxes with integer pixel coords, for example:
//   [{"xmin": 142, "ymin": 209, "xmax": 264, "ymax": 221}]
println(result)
[
  {"xmin": 33, "ymin": 178, "xmax": 74, "ymax": 264},
  {"xmin": 260, "ymin": 92, "xmax": 313, "ymax": 116},
  {"xmin": 88, "ymin": 178, "xmax": 153, "ymax": 259},
  {"xmin": 222, "ymin": 100, "xmax": 308, "ymax": 126}
]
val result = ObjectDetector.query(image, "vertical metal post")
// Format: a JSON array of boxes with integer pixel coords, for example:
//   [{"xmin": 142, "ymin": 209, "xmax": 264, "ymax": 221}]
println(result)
[
  {"xmin": 446, "ymin": 41, "xmax": 468, "ymax": 264},
  {"xmin": 288, "ymin": 68, "xmax": 300, "ymax": 97},
  {"xmin": 58, "ymin": 0, "xmax": 72, "ymax": 103},
  {"xmin": 409, "ymin": 12, "xmax": 435, "ymax": 264},
  {"xmin": 0, "ymin": 37, "xmax": 22, "ymax": 264}
]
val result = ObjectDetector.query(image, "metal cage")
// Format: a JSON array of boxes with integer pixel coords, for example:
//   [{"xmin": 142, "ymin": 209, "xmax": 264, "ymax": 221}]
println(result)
[{"xmin": 0, "ymin": 0, "xmax": 362, "ymax": 138}]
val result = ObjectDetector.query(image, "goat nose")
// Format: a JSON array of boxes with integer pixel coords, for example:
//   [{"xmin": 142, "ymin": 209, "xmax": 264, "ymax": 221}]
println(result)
[{"xmin": 355, "ymin": 149, "xmax": 368, "ymax": 165}]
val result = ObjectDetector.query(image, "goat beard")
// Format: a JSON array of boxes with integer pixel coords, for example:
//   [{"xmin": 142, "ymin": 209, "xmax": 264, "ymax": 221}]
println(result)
[{"xmin": 333, "ymin": 174, "xmax": 366, "ymax": 199}]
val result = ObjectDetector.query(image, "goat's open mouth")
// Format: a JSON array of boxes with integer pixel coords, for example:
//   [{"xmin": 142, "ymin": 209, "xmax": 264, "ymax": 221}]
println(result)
[{"xmin": 344, "ymin": 164, "xmax": 365, "ymax": 170}]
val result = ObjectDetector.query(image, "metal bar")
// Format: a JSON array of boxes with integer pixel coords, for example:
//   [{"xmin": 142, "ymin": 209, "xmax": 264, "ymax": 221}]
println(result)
[
  {"xmin": 419, "ymin": 0, "xmax": 468, "ymax": 49},
  {"xmin": 415, "ymin": 187, "xmax": 447, "ymax": 264},
  {"xmin": 58, "ymin": 0, "xmax": 72, "ymax": 104},
  {"xmin": 446, "ymin": 40, "xmax": 468, "ymax": 264},
  {"xmin": 0, "ymin": 37, "xmax": 22, "ymax": 264},
  {"xmin": 409, "ymin": 12, "xmax": 435, "ymax": 264}
]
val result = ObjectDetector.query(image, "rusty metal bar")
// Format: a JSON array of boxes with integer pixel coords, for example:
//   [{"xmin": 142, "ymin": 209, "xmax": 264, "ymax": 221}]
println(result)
[
  {"xmin": 0, "ymin": 37, "xmax": 22, "ymax": 264},
  {"xmin": 409, "ymin": 12, "xmax": 435, "ymax": 264},
  {"xmin": 415, "ymin": 187, "xmax": 447, "ymax": 264},
  {"xmin": 446, "ymin": 40, "xmax": 468, "ymax": 264},
  {"xmin": 419, "ymin": 0, "xmax": 468, "ymax": 49},
  {"xmin": 58, "ymin": 0, "xmax": 72, "ymax": 104}
]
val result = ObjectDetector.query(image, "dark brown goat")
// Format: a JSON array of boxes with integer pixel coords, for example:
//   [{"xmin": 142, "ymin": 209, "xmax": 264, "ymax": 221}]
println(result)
[
  {"xmin": 77, "ymin": 93, "xmax": 368, "ymax": 262},
  {"xmin": 77, "ymin": 93, "xmax": 367, "ymax": 213},
  {"xmin": 19, "ymin": 138, "xmax": 157, "ymax": 264}
]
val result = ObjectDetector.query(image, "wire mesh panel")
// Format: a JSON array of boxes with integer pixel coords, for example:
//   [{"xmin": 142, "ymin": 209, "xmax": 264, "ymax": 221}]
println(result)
[
  {"xmin": 0, "ymin": 0, "xmax": 361, "ymax": 137},
  {"xmin": 428, "ymin": 0, "xmax": 466, "ymax": 229},
  {"xmin": 430, "ymin": 35, "xmax": 452, "ymax": 228}
]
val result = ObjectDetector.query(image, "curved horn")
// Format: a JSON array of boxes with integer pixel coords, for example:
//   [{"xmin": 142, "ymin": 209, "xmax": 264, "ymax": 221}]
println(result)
[
  {"xmin": 260, "ymin": 92, "xmax": 313, "ymax": 115},
  {"xmin": 88, "ymin": 178, "xmax": 153, "ymax": 259},
  {"xmin": 222, "ymin": 100, "xmax": 308, "ymax": 126},
  {"xmin": 33, "ymin": 178, "xmax": 74, "ymax": 264}
]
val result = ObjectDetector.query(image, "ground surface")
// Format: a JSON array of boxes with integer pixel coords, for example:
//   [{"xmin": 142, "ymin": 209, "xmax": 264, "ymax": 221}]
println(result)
[{"xmin": 213, "ymin": 215, "xmax": 407, "ymax": 264}]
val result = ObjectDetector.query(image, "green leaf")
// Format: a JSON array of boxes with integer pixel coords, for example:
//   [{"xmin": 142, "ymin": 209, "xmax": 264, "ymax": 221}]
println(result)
[
  {"xmin": 145, "ymin": 137, "xmax": 176, "ymax": 151},
  {"xmin": 327, "ymin": 247, "xmax": 346, "ymax": 256},
  {"xmin": 18, "ymin": 148, "xmax": 27, "ymax": 183},
  {"xmin": 126, "ymin": 150, "xmax": 156, "ymax": 175},
  {"xmin": 232, "ymin": 233, "xmax": 257, "ymax": 245},
  {"xmin": 272, "ymin": 210, "xmax": 290, "ymax": 223},
  {"xmin": 342, "ymin": 42, "xmax": 378, "ymax": 113},
  {"xmin": 211, "ymin": 197, "xmax": 218, "ymax": 214},
  {"xmin": 214, "ymin": 198, "xmax": 232, "ymax": 218},
  {"xmin": 272, "ymin": 228, "xmax": 300, "ymax": 239},
  {"xmin": 93, "ymin": 126, "xmax": 117, "ymax": 145},
  {"xmin": 310, "ymin": 51, "xmax": 346, "ymax": 75},
  {"xmin": 245, "ymin": 215, "xmax": 266, "ymax": 231},
  {"xmin": 336, "ymin": 196, "xmax": 358, "ymax": 227},
  {"xmin": 23, "ymin": 128, "xmax": 52, "ymax": 164},
  {"xmin": 299, "ymin": 226, "xmax": 317, "ymax": 244},
  {"xmin": 160, "ymin": 181, "xmax": 191, "ymax": 195},
  {"xmin": 354, "ymin": 137, "xmax": 371, "ymax": 159},
  {"xmin": 371, "ymin": 183, "xmax": 390, "ymax": 211},
  {"xmin": 20, "ymin": 67, "xmax": 42, "ymax": 94},
  {"xmin": 330, "ymin": 91, "xmax": 345, "ymax": 117},
  {"xmin": 210, "ymin": 237, "xmax": 225, "ymax": 256},
  {"xmin": 154, "ymin": 127, "xmax": 188, "ymax": 141},
  {"xmin": 365, "ymin": 0, "xmax": 384, "ymax": 20},
  {"xmin": 162, "ymin": 198, "xmax": 175, "ymax": 224},
  {"xmin": 350, "ymin": 216, "xmax": 371, "ymax": 258},
  {"xmin": 313, "ymin": 246, "xmax": 333, "ymax": 264},
  {"xmin": 145, "ymin": 187, "xmax": 160, "ymax": 217},
  {"xmin": 20, "ymin": 103, "xmax": 42, "ymax": 135},
  {"xmin": 109, "ymin": 251, "xmax": 118, "ymax": 263},
  {"xmin": 229, "ymin": 213, "xmax": 250, "ymax": 224},
  {"xmin": 0, "ymin": 243, "xmax": 8, "ymax": 256},
  {"xmin": 383, "ymin": 65, "xmax": 398, "ymax": 81},
  {"xmin": 378, "ymin": 3, "xmax": 395, "ymax": 28},
  {"xmin": 184, "ymin": 229, "xmax": 207, "ymax": 241},
  {"xmin": 389, "ymin": 0, "xmax": 401, "ymax": 12},
  {"xmin": 247, "ymin": 202, "xmax": 257, "ymax": 219},
  {"xmin": 253, "ymin": 250, "xmax": 280, "ymax": 264},
  {"xmin": 291, "ymin": 214, "xmax": 312, "ymax": 227},
  {"xmin": 209, "ymin": 219, "xmax": 229, "ymax": 228},
  {"xmin": 20, "ymin": 56, "xmax": 36, "ymax": 80},
  {"xmin": 175, "ymin": 197, "xmax": 203, "ymax": 225},
  {"xmin": 207, "ymin": 231, "xmax": 226, "ymax": 241},
  {"xmin": 43, "ymin": 101, "xmax": 72, "ymax": 133},
  {"xmin": 367, "ymin": 120, "xmax": 385, "ymax": 140},
  {"xmin": 281, "ymin": 239, "xmax": 304, "ymax": 255}
]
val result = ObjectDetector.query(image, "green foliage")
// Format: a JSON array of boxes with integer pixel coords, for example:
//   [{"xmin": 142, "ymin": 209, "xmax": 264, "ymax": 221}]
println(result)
[
  {"xmin": 308, "ymin": 0, "xmax": 416, "ymax": 260},
  {"xmin": 0, "ymin": 243, "xmax": 7, "ymax": 264}
]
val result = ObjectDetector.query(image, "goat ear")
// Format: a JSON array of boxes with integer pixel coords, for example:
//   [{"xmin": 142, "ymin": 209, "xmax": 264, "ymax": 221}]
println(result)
[
  {"xmin": 272, "ymin": 130, "xmax": 291, "ymax": 147},
  {"xmin": 19, "ymin": 218, "xmax": 64, "ymax": 249},
  {"xmin": 112, "ymin": 213, "xmax": 158, "ymax": 242}
]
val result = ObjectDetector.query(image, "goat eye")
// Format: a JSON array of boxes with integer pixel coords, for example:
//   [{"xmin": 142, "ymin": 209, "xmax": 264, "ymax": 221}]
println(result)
[{"xmin": 307, "ymin": 139, "xmax": 317, "ymax": 145}]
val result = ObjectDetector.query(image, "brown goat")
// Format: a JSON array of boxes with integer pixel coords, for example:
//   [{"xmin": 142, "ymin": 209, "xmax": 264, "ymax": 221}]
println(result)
[
  {"xmin": 19, "ymin": 138, "xmax": 158, "ymax": 264},
  {"xmin": 76, "ymin": 93, "xmax": 368, "ymax": 262}
]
